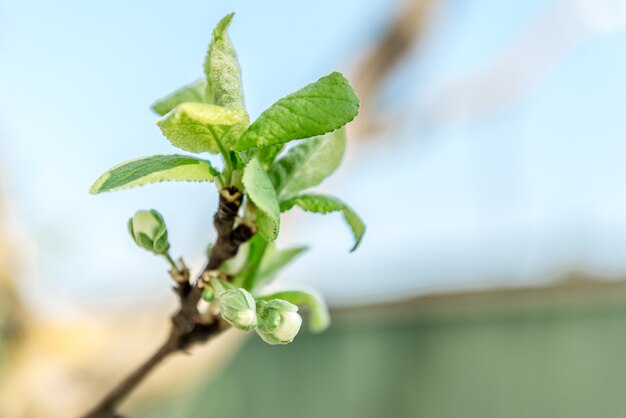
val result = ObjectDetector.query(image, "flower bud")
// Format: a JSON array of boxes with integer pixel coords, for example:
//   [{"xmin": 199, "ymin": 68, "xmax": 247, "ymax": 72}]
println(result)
[
  {"xmin": 255, "ymin": 299, "xmax": 302, "ymax": 345},
  {"xmin": 219, "ymin": 288, "xmax": 257, "ymax": 331},
  {"xmin": 128, "ymin": 210, "xmax": 170, "ymax": 255}
]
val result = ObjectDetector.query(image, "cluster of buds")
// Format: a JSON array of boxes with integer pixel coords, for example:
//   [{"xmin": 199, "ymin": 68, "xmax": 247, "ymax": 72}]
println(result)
[
  {"xmin": 127, "ymin": 210, "xmax": 304, "ymax": 345},
  {"xmin": 208, "ymin": 278, "xmax": 302, "ymax": 345}
]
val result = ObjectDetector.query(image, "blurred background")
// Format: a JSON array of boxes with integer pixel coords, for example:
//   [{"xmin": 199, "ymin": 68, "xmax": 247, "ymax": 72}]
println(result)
[{"xmin": 3, "ymin": 0, "xmax": 626, "ymax": 416}]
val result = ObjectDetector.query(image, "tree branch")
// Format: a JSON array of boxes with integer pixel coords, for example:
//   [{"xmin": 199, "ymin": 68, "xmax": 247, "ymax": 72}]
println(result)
[{"xmin": 81, "ymin": 187, "xmax": 253, "ymax": 418}]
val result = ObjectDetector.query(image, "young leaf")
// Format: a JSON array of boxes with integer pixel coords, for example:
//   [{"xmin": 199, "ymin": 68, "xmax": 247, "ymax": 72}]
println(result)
[
  {"xmin": 254, "ymin": 245, "xmax": 308, "ymax": 290},
  {"xmin": 242, "ymin": 158, "xmax": 281, "ymax": 241},
  {"xmin": 280, "ymin": 194, "xmax": 365, "ymax": 251},
  {"xmin": 204, "ymin": 13, "xmax": 245, "ymax": 109},
  {"xmin": 221, "ymin": 238, "xmax": 254, "ymax": 277},
  {"xmin": 157, "ymin": 103, "xmax": 248, "ymax": 154},
  {"xmin": 232, "ymin": 235, "xmax": 269, "ymax": 290},
  {"xmin": 259, "ymin": 290, "xmax": 330, "ymax": 333},
  {"xmin": 233, "ymin": 72, "xmax": 359, "ymax": 151},
  {"xmin": 235, "ymin": 144, "xmax": 284, "ymax": 173},
  {"xmin": 151, "ymin": 79, "xmax": 208, "ymax": 116},
  {"xmin": 269, "ymin": 128, "xmax": 346, "ymax": 200},
  {"xmin": 90, "ymin": 154, "xmax": 217, "ymax": 194},
  {"xmin": 257, "ymin": 145, "xmax": 284, "ymax": 169}
]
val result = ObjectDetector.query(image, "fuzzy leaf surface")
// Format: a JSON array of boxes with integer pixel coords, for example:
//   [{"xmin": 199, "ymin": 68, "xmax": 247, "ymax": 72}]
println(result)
[
  {"xmin": 157, "ymin": 103, "xmax": 248, "ymax": 154},
  {"xmin": 204, "ymin": 13, "xmax": 244, "ymax": 109}
]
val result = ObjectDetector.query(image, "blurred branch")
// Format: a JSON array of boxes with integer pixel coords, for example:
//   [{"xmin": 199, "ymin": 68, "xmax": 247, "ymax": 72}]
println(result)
[
  {"xmin": 352, "ymin": 0, "xmax": 436, "ymax": 137},
  {"xmin": 420, "ymin": 2, "xmax": 598, "ymax": 126},
  {"xmin": 0, "ymin": 174, "xmax": 28, "ymax": 365},
  {"xmin": 82, "ymin": 188, "xmax": 254, "ymax": 418}
]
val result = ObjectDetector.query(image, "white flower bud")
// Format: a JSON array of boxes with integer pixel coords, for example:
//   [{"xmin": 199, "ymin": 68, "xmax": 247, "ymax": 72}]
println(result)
[
  {"xmin": 219, "ymin": 288, "xmax": 257, "ymax": 332},
  {"xmin": 128, "ymin": 210, "xmax": 170, "ymax": 255},
  {"xmin": 255, "ymin": 299, "xmax": 302, "ymax": 345}
]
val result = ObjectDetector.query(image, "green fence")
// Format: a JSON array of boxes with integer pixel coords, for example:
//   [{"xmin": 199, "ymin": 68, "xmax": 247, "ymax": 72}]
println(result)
[{"xmin": 137, "ymin": 279, "xmax": 626, "ymax": 418}]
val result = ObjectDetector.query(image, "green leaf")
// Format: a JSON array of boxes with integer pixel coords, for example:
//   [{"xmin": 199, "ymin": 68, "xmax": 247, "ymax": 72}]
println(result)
[
  {"xmin": 254, "ymin": 245, "xmax": 308, "ymax": 290},
  {"xmin": 269, "ymin": 128, "xmax": 346, "ymax": 200},
  {"xmin": 204, "ymin": 13, "xmax": 245, "ymax": 109},
  {"xmin": 90, "ymin": 154, "xmax": 218, "ymax": 194},
  {"xmin": 157, "ymin": 103, "xmax": 248, "ymax": 154},
  {"xmin": 235, "ymin": 144, "xmax": 283, "ymax": 173},
  {"xmin": 280, "ymin": 194, "xmax": 365, "ymax": 251},
  {"xmin": 257, "ymin": 145, "xmax": 284, "ymax": 169},
  {"xmin": 259, "ymin": 290, "xmax": 330, "ymax": 333},
  {"xmin": 151, "ymin": 79, "xmax": 208, "ymax": 116},
  {"xmin": 233, "ymin": 239, "xmax": 307, "ymax": 292},
  {"xmin": 231, "ymin": 235, "xmax": 269, "ymax": 290},
  {"xmin": 242, "ymin": 158, "xmax": 281, "ymax": 241},
  {"xmin": 233, "ymin": 72, "xmax": 359, "ymax": 151}
]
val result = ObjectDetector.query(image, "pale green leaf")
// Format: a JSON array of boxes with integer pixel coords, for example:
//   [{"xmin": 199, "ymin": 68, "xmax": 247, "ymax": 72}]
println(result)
[
  {"xmin": 232, "ymin": 239, "xmax": 307, "ymax": 292},
  {"xmin": 90, "ymin": 154, "xmax": 217, "ymax": 194},
  {"xmin": 235, "ymin": 144, "xmax": 284, "ymax": 172},
  {"xmin": 221, "ymin": 238, "xmax": 255, "ymax": 277},
  {"xmin": 269, "ymin": 128, "xmax": 346, "ymax": 200},
  {"xmin": 151, "ymin": 79, "xmax": 208, "ymax": 116},
  {"xmin": 233, "ymin": 72, "xmax": 359, "ymax": 151},
  {"xmin": 280, "ymin": 194, "xmax": 365, "ymax": 251},
  {"xmin": 260, "ymin": 290, "xmax": 330, "ymax": 333},
  {"xmin": 204, "ymin": 13, "xmax": 245, "ymax": 109},
  {"xmin": 157, "ymin": 103, "xmax": 248, "ymax": 154},
  {"xmin": 257, "ymin": 145, "xmax": 284, "ymax": 169},
  {"xmin": 242, "ymin": 158, "xmax": 280, "ymax": 241},
  {"xmin": 231, "ymin": 235, "xmax": 269, "ymax": 290},
  {"xmin": 254, "ymin": 245, "xmax": 308, "ymax": 290}
]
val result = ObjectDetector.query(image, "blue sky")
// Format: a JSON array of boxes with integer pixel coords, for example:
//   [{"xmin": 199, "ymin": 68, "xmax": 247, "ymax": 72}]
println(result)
[{"xmin": 3, "ymin": 0, "xmax": 626, "ymax": 308}]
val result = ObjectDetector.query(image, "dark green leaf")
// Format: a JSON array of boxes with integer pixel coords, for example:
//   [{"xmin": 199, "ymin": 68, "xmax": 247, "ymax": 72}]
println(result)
[{"xmin": 233, "ymin": 72, "xmax": 359, "ymax": 150}]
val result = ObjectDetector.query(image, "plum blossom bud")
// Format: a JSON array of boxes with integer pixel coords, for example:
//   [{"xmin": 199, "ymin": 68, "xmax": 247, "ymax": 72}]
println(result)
[
  {"xmin": 219, "ymin": 288, "xmax": 257, "ymax": 331},
  {"xmin": 128, "ymin": 210, "xmax": 170, "ymax": 255},
  {"xmin": 255, "ymin": 299, "xmax": 302, "ymax": 345}
]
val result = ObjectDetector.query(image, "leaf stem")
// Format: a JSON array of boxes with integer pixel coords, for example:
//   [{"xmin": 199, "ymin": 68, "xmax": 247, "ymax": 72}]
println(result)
[
  {"xmin": 208, "ymin": 125, "xmax": 234, "ymax": 185},
  {"xmin": 163, "ymin": 252, "xmax": 178, "ymax": 272}
]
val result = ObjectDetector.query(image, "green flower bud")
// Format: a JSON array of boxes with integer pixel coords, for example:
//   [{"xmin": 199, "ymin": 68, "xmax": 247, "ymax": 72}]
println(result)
[
  {"xmin": 255, "ymin": 299, "xmax": 302, "ymax": 345},
  {"xmin": 219, "ymin": 288, "xmax": 257, "ymax": 331},
  {"xmin": 128, "ymin": 210, "xmax": 170, "ymax": 255}
]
